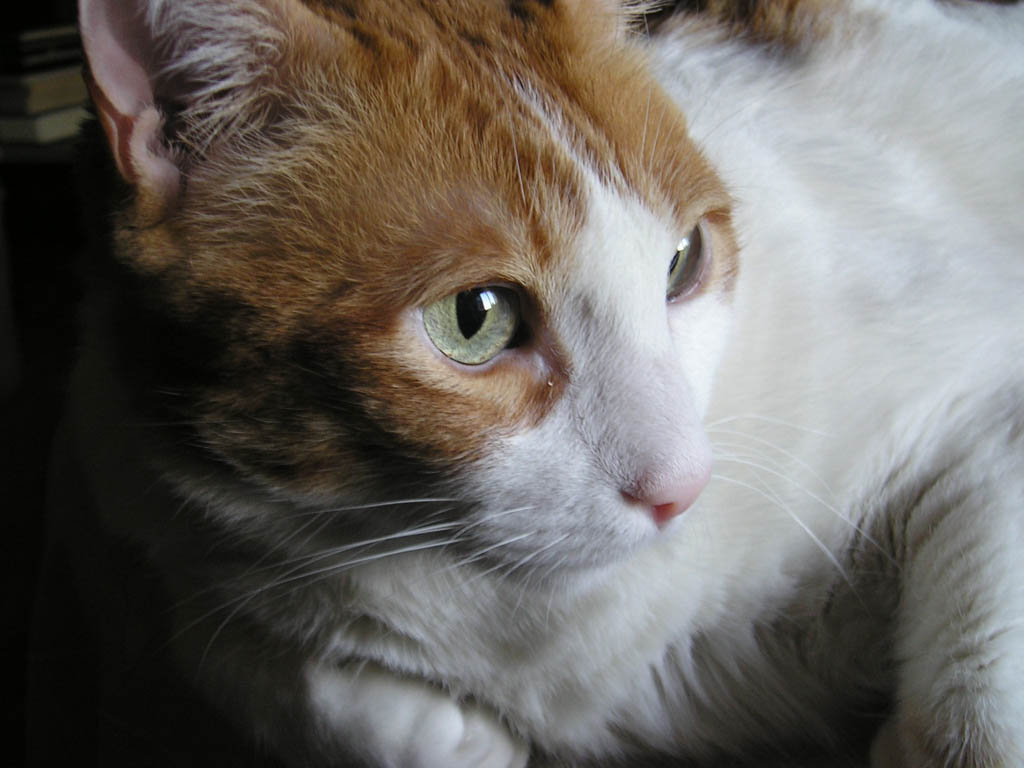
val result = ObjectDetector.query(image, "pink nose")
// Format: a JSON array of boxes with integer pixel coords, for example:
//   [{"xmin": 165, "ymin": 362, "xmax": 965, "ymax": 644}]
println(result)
[{"xmin": 623, "ymin": 465, "xmax": 711, "ymax": 528}]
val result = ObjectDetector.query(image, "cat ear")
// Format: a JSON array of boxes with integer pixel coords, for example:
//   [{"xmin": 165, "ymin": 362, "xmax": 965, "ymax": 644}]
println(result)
[
  {"xmin": 79, "ymin": 0, "xmax": 323, "ymax": 212},
  {"xmin": 79, "ymin": 0, "xmax": 181, "ymax": 205}
]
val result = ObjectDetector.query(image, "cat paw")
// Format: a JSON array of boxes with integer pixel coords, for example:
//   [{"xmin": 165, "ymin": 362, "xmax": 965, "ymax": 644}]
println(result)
[
  {"xmin": 410, "ymin": 699, "xmax": 529, "ymax": 768},
  {"xmin": 307, "ymin": 663, "xmax": 528, "ymax": 768}
]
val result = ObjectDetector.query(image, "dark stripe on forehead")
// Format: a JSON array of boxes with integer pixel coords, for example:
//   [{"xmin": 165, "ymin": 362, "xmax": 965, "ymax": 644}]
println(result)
[
  {"xmin": 509, "ymin": 0, "xmax": 555, "ymax": 21},
  {"xmin": 333, "ymin": 1, "xmax": 357, "ymax": 18},
  {"xmin": 658, "ymin": 0, "xmax": 830, "ymax": 47},
  {"xmin": 348, "ymin": 25, "xmax": 380, "ymax": 53}
]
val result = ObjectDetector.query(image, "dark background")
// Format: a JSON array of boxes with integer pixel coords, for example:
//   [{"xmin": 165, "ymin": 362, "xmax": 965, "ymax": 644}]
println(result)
[
  {"xmin": 3, "ymin": 4, "xmax": 286, "ymax": 765},
  {"xmin": 2, "ymin": 1, "xmax": 88, "ymax": 765}
]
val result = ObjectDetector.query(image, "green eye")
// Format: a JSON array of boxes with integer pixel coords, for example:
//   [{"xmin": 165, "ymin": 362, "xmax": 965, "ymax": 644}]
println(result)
[
  {"xmin": 423, "ymin": 286, "xmax": 521, "ymax": 365},
  {"xmin": 667, "ymin": 223, "xmax": 707, "ymax": 301}
]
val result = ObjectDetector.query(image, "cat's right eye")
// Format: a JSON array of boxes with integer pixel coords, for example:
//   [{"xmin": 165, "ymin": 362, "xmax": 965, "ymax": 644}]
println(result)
[
  {"xmin": 666, "ymin": 223, "xmax": 708, "ymax": 301},
  {"xmin": 422, "ymin": 286, "xmax": 521, "ymax": 366}
]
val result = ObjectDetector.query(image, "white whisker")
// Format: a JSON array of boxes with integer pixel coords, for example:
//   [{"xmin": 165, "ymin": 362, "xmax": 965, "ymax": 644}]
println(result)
[
  {"xmin": 446, "ymin": 531, "xmax": 536, "ymax": 572},
  {"xmin": 179, "ymin": 536, "xmax": 465, "ymax": 662},
  {"xmin": 291, "ymin": 497, "xmax": 460, "ymax": 518},
  {"xmin": 715, "ymin": 454, "xmax": 840, "ymax": 516},
  {"xmin": 171, "ymin": 520, "xmax": 464, "ymax": 613},
  {"xmin": 706, "ymin": 413, "xmax": 832, "ymax": 436},
  {"xmin": 715, "ymin": 451, "xmax": 893, "ymax": 565},
  {"xmin": 503, "ymin": 533, "xmax": 571, "ymax": 580},
  {"xmin": 472, "ymin": 532, "xmax": 570, "ymax": 588},
  {"xmin": 709, "ymin": 427, "xmax": 837, "ymax": 497},
  {"xmin": 712, "ymin": 442, "xmax": 794, "ymax": 479},
  {"xmin": 276, "ymin": 538, "xmax": 465, "ymax": 585},
  {"xmin": 506, "ymin": 534, "xmax": 572, "ymax": 620},
  {"xmin": 711, "ymin": 472, "xmax": 854, "ymax": 588},
  {"xmin": 458, "ymin": 505, "xmax": 535, "ymax": 532},
  {"xmin": 263, "ymin": 522, "xmax": 464, "ymax": 578}
]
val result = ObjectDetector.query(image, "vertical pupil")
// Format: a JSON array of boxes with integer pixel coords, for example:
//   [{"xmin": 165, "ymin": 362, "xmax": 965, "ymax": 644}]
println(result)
[{"xmin": 456, "ymin": 289, "xmax": 490, "ymax": 339}]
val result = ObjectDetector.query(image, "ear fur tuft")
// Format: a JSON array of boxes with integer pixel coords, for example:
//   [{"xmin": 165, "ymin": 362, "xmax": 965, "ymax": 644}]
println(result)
[
  {"xmin": 79, "ymin": 0, "xmax": 294, "ymax": 207},
  {"xmin": 136, "ymin": 0, "xmax": 287, "ymax": 153}
]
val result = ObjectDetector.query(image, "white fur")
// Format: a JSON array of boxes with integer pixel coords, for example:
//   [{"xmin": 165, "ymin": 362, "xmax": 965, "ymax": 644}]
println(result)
[{"xmin": 307, "ymin": 663, "xmax": 529, "ymax": 768}]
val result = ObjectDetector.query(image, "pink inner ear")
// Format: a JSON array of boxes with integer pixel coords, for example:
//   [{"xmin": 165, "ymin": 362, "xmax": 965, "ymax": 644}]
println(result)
[
  {"xmin": 83, "ymin": 67, "xmax": 139, "ymax": 183},
  {"xmin": 79, "ymin": 0, "xmax": 153, "ymax": 117},
  {"xmin": 79, "ymin": 0, "xmax": 179, "ymax": 200}
]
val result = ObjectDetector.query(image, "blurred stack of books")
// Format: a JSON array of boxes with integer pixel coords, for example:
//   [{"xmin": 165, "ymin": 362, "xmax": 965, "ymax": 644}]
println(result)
[{"xmin": 0, "ymin": 25, "xmax": 87, "ymax": 145}]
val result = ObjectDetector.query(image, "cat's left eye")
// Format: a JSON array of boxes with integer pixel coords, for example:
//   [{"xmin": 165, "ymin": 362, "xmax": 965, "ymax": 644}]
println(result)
[
  {"xmin": 422, "ymin": 286, "xmax": 521, "ymax": 366},
  {"xmin": 666, "ymin": 223, "xmax": 708, "ymax": 301}
]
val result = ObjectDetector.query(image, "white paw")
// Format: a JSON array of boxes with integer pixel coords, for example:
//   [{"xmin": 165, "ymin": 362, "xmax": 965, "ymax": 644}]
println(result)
[
  {"xmin": 409, "ymin": 698, "xmax": 529, "ymax": 768},
  {"xmin": 307, "ymin": 662, "xmax": 528, "ymax": 768}
]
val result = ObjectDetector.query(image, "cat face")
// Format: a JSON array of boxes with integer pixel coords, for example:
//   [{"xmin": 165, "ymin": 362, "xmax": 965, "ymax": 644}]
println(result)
[{"xmin": 82, "ymin": 0, "xmax": 738, "ymax": 573}]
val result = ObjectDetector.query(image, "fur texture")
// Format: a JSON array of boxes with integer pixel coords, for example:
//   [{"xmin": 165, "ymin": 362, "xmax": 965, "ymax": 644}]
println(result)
[{"xmin": 62, "ymin": 0, "xmax": 1024, "ymax": 766}]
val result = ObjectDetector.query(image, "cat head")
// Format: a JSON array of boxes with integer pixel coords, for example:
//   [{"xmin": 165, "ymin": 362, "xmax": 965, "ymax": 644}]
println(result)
[{"xmin": 79, "ymin": 0, "xmax": 738, "ymax": 574}]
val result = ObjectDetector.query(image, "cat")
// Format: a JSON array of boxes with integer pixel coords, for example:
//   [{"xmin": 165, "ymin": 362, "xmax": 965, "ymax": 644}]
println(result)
[{"xmin": 53, "ymin": 0, "xmax": 1024, "ymax": 765}]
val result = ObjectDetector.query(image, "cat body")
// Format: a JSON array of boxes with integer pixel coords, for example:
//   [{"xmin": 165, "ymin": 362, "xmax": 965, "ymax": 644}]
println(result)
[{"xmin": 59, "ymin": 0, "xmax": 1024, "ymax": 766}]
